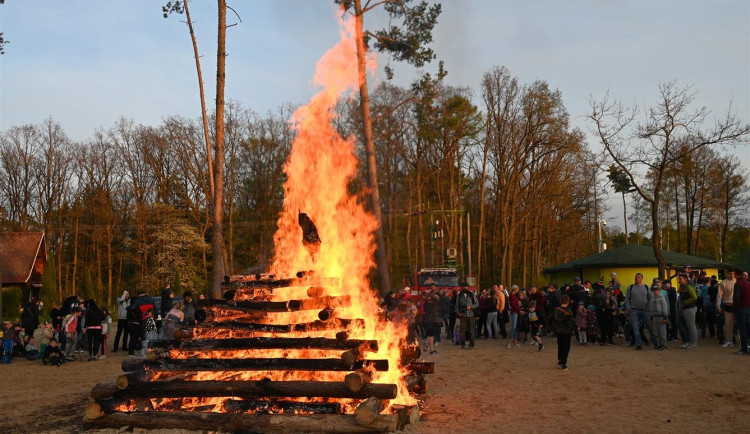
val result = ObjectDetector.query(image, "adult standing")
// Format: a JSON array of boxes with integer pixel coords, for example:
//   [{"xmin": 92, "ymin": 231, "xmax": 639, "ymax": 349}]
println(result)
[
  {"xmin": 182, "ymin": 292, "xmax": 197, "ymax": 326},
  {"xmin": 665, "ymin": 281, "xmax": 678, "ymax": 342},
  {"xmin": 113, "ymin": 289, "xmax": 131, "ymax": 353},
  {"xmin": 49, "ymin": 301, "xmax": 64, "ymax": 342},
  {"xmin": 21, "ymin": 297, "xmax": 41, "ymax": 338},
  {"xmin": 485, "ymin": 288, "xmax": 500, "ymax": 340},
  {"xmin": 422, "ymin": 289, "xmax": 442, "ymax": 354},
  {"xmin": 506, "ymin": 285, "xmax": 521, "ymax": 349},
  {"xmin": 126, "ymin": 291, "xmax": 155, "ymax": 357},
  {"xmin": 625, "ymin": 273, "xmax": 656, "ymax": 350},
  {"xmin": 84, "ymin": 299, "xmax": 105, "ymax": 361},
  {"xmin": 677, "ymin": 273, "xmax": 699, "ymax": 349},
  {"xmin": 455, "ymin": 282, "xmax": 479, "ymax": 349},
  {"xmin": 732, "ymin": 268, "xmax": 750, "ymax": 355},
  {"xmin": 717, "ymin": 270, "xmax": 737, "ymax": 347},
  {"xmin": 569, "ymin": 277, "xmax": 587, "ymax": 311},
  {"xmin": 552, "ymin": 294, "xmax": 576, "ymax": 370}
]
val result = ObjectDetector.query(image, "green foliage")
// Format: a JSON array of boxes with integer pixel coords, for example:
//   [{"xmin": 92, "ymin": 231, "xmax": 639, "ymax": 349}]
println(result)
[
  {"xmin": 40, "ymin": 254, "xmax": 58, "ymax": 306},
  {"xmin": 162, "ymin": 1, "xmax": 184, "ymax": 18},
  {"xmin": 607, "ymin": 165, "xmax": 635, "ymax": 194},
  {"xmin": 2, "ymin": 286, "xmax": 22, "ymax": 320}
]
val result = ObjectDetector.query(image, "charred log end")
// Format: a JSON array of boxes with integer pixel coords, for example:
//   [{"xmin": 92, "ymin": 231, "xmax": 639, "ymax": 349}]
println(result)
[
  {"xmin": 407, "ymin": 361, "xmax": 434, "ymax": 374},
  {"xmin": 335, "ymin": 330, "xmax": 350, "ymax": 341},
  {"xmin": 391, "ymin": 404, "xmax": 420, "ymax": 430},
  {"xmin": 354, "ymin": 397, "xmax": 384, "ymax": 426},
  {"xmin": 84, "ymin": 401, "xmax": 105, "ymax": 421},
  {"xmin": 223, "ymin": 289, "xmax": 237, "ymax": 300},
  {"xmin": 318, "ymin": 307, "xmax": 335, "ymax": 322},
  {"xmin": 91, "ymin": 383, "xmax": 119, "ymax": 401},
  {"xmin": 296, "ymin": 270, "xmax": 306, "ymax": 278},
  {"xmin": 405, "ymin": 374, "xmax": 427, "ymax": 395},
  {"xmin": 306, "ymin": 286, "xmax": 325, "ymax": 298}
]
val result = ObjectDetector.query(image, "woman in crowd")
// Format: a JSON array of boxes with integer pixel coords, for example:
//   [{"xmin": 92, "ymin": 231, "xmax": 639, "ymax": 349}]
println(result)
[{"xmin": 84, "ymin": 299, "xmax": 105, "ymax": 361}]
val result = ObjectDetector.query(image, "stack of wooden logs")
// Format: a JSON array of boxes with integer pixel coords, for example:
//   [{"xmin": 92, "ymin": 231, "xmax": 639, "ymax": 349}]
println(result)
[{"xmin": 83, "ymin": 273, "xmax": 432, "ymax": 433}]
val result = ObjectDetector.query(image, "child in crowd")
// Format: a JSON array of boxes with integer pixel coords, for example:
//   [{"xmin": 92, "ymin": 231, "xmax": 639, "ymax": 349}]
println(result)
[
  {"xmin": 100, "ymin": 307, "xmax": 112, "ymax": 359},
  {"xmin": 1, "ymin": 320, "xmax": 17, "ymax": 364},
  {"xmin": 586, "ymin": 305, "xmax": 599, "ymax": 344},
  {"xmin": 528, "ymin": 300, "xmax": 544, "ymax": 351},
  {"xmin": 43, "ymin": 338, "xmax": 65, "ymax": 366},
  {"xmin": 518, "ymin": 290, "xmax": 530, "ymax": 344},
  {"xmin": 649, "ymin": 285, "xmax": 669, "ymax": 350},
  {"xmin": 576, "ymin": 304, "xmax": 588, "ymax": 345},
  {"xmin": 453, "ymin": 321, "xmax": 461, "ymax": 345},
  {"xmin": 25, "ymin": 336, "xmax": 42, "ymax": 360}
]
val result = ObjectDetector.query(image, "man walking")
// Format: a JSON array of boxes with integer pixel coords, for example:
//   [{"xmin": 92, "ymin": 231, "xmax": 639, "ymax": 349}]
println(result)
[{"xmin": 626, "ymin": 273, "xmax": 656, "ymax": 350}]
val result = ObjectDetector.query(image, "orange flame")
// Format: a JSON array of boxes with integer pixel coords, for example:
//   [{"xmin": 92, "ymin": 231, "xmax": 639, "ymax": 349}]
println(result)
[{"xmin": 268, "ymin": 14, "xmax": 414, "ymax": 406}]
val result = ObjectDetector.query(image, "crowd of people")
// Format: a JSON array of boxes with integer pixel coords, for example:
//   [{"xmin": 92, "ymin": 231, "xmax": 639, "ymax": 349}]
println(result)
[
  {"xmin": 382, "ymin": 267, "xmax": 750, "ymax": 369},
  {"xmin": 0, "ymin": 283, "xmax": 204, "ymax": 366}
]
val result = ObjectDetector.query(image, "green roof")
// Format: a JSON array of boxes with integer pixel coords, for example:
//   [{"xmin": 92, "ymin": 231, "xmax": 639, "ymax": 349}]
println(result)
[{"xmin": 543, "ymin": 244, "xmax": 735, "ymax": 273}]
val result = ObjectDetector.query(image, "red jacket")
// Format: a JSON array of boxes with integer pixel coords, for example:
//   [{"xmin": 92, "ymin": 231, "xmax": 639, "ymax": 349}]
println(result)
[{"xmin": 735, "ymin": 277, "xmax": 750, "ymax": 308}]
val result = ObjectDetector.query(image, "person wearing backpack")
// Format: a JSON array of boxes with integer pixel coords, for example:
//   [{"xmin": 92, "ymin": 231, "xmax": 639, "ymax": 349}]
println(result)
[
  {"xmin": 454, "ymin": 282, "xmax": 479, "ymax": 349},
  {"xmin": 625, "ymin": 273, "xmax": 656, "ymax": 350},
  {"xmin": 553, "ymin": 294, "xmax": 576, "ymax": 370}
]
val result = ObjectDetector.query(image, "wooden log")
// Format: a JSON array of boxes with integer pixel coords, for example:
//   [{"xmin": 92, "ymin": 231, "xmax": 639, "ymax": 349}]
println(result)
[
  {"xmin": 85, "ymin": 401, "xmax": 105, "ymax": 421},
  {"xmin": 122, "ymin": 357, "xmax": 389, "ymax": 373},
  {"xmin": 336, "ymin": 330, "xmax": 350, "ymax": 341},
  {"xmin": 400, "ymin": 345, "xmax": 421, "ymax": 363},
  {"xmin": 354, "ymin": 397, "xmax": 384, "ymax": 426},
  {"xmin": 219, "ymin": 276, "xmax": 340, "ymax": 290},
  {"xmin": 223, "ymin": 399, "xmax": 341, "ymax": 414},
  {"xmin": 91, "ymin": 379, "xmax": 397, "ymax": 400},
  {"xmin": 318, "ymin": 307, "xmax": 335, "ymax": 321},
  {"xmin": 344, "ymin": 369, "xmax": 373, "ymax": 392},
  {"xmin": 149, "ymin": 337, "xmax": 378, "ymax": 352},
  {"xmin": 97, "ymin": 397, "xmax": 342, "ymax": 415},
  {"xmin": 340, "ymin": 349, "xmax": 361, "ymax": 365},
  {"xmin": 83, "ymin": 412, "xmax": 399, "ymax": 433},
  {"xmin": 407, "ymin": 360, "xmax": 434, "ymax": 374},
  {"xmin": 391, "ymin": 404, "xmax": 420, "ymax": 430},
  {"xmin": 178, "ymin": 318, "xmax": 366, "ymax": 337},
  {"xmin": 115, "ymin": 371, "xmax": 154, "ymax": 389},
  {"xmin": 306, "ymin": 286, "xmax": 326, "ymax": 298},
  {"xmin": 205, "ymin": 295, "xmax": 351, "ymax": 313},
  {"xmin": 404, "ymin": 374, "xmax": 427, "ymax": 394}
]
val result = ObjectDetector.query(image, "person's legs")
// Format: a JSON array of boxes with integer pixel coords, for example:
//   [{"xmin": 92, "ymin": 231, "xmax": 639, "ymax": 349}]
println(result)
[
  {"xmin": 736, "ymin": 307, "xmax": 750, "ymax": 353},
  {"xmin": 682, "ymin": 307, "xmax": 698, "ymax": 346},
  {"xmin": 509, "ymin": 313, "xmax": 519, "ymax": 343},
  {"xmin": 630, "ymin": 310, "xmax": 643, "ymax": 346},
  {"xmin": 127, "ymin": 323, "xmax": 140, "ymax": 355},
  {"xmin": 725, "ymin": 311, "xmax": 735, "ymax": 344},
  {"xmin": 114, "ymin": 319, "xmax": 128, "ymax": 352},
  {"xmin": 65, "ymin": 333, "xmax": 78, "ymax": 358},
  {"xmin": 486, "ymin": 312, "xmax": 498, "ymax": 339},
  {"xmin": 639, "ymin": 310, "xmax": 656, "ymax": 346},
  {"xmin": 459, "ymin": 317, "xmax": 469, "ymax": 348},
  {"xmin": 467, "ymin": 317, "xmax": 476, "ymax": 347},
  {"xmin": 559, "ymin": 334, "xmax": 571, "ymax": 367}
]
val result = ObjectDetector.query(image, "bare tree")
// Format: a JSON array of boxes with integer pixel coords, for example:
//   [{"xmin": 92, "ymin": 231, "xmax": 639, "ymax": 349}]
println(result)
[{"xmin": 589, "ymin": 81, "xmax": 750, "ymax": 278}]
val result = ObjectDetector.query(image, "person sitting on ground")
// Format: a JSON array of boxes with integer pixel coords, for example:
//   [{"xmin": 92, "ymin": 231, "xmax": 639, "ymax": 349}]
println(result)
[
  {"xmin": 26, "ymin": 336, "xmax": 42, "ymax": 360},
  {"xmin": 42, "ymin": 338, "xmax": 65, "ymax": 366}
]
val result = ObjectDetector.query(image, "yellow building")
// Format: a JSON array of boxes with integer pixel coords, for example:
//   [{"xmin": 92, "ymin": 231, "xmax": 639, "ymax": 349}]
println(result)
[{"xmin": 543, "ymin": 244, "xmax": 734, "ymax": 289}]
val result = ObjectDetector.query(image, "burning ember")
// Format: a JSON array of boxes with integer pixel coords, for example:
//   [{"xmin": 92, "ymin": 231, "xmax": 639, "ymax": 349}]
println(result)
[{"xmin": 83, "ymin": 13, "xmax": 429, "ymax": 433}]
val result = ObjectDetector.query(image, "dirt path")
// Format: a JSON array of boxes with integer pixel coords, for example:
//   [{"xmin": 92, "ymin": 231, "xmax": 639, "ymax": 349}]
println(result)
[{"xmin": 1, "ymin": 334, "xmax": 747, "ymax": 433}]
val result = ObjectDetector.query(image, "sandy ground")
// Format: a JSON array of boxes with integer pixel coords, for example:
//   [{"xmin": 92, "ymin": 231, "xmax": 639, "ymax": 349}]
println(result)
[{"xmin": 1, "ymin": 333, "xmax": 748, "ymax": 433}]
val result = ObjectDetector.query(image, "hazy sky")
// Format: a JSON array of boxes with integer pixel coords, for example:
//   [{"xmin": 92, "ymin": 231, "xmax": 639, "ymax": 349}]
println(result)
[{"xmin": 1, "ymin": 0, "xmax": 748, "ymax": 230}]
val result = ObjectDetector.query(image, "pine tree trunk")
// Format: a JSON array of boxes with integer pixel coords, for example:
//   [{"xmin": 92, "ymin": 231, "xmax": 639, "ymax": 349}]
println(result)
[
  {"xmin": 211, "ymin": 0, "xmax": 227, "ymax": 298},
  {"xmin": 353, "ymin": 0, "xmax": 391, "ymax": 296}
]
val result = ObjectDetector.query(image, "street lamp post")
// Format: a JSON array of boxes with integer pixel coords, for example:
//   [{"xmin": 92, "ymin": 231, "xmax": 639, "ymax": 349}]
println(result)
[{"xmin": 598, "ymin": 218, "xmax": 607, "ymax": 253}]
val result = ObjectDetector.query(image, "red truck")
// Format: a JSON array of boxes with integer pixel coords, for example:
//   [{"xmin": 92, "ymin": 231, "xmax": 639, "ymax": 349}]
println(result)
[{"xmin": 403, "ymin": 268, "xmax": 477, "ymax": 300}]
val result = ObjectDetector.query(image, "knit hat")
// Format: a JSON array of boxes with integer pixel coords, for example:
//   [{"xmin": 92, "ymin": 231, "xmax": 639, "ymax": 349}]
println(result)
[
  {"xmin": 587, "ymin": 305, "xmax": 596, "ymax": 311},
  {"xmin": 573, "ymin": 276, "xmax": 581, "ymax": 282}
]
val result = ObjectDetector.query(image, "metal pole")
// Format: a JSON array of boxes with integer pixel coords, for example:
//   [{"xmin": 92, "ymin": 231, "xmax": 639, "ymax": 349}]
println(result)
[{"xmin": 597, "ymin": 219, "xmax": 603, "ymax": 253}]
